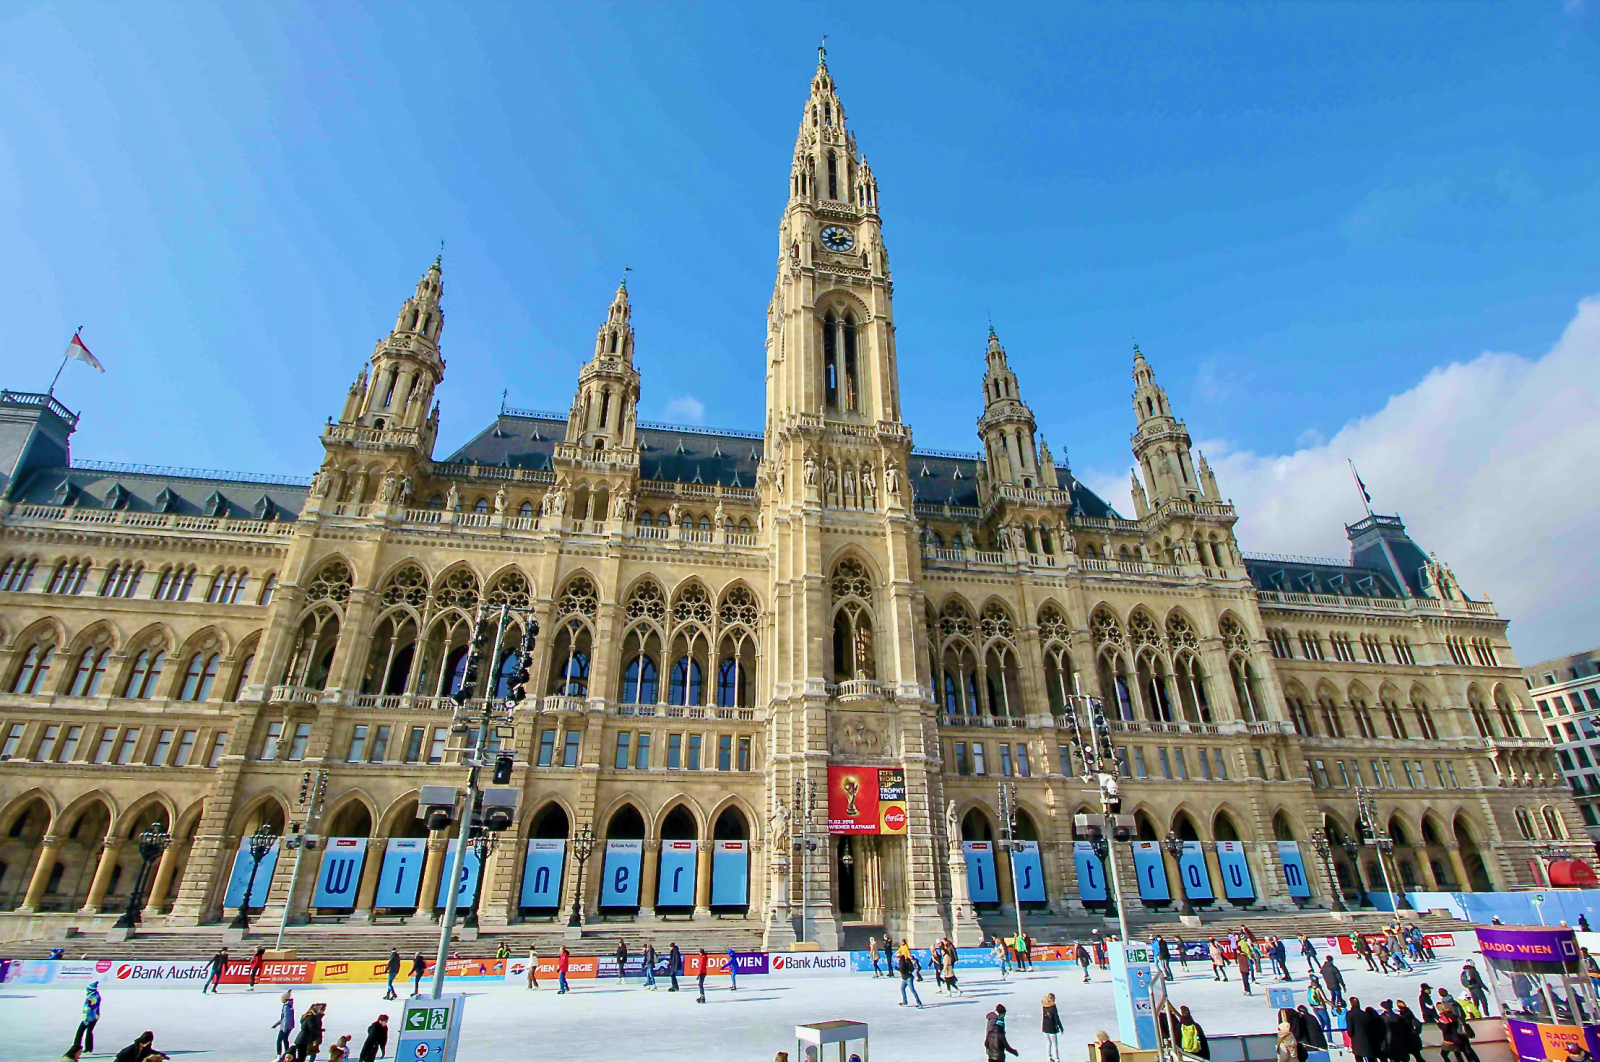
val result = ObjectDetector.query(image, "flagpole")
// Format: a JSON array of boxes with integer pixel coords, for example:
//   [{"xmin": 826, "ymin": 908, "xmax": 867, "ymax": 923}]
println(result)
[
  {"xmin": 1347, "ymin": 459, "xmax": 1373, "ymax": 517},
  {"xmin": 48, "ymin": 326, "xmax": 84, "ymax": 397}
]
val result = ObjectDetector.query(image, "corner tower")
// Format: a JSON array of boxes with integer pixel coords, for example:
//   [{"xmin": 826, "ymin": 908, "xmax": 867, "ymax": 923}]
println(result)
[{"xmin": 1129, "ymin": 343, "xmax": 1200, "ymax": 506}]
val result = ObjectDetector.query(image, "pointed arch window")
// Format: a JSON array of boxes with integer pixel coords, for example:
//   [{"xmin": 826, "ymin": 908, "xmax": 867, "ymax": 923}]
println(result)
[
  {"xmin": 842, "ymin": 313, "xmax": 859, "ymax": 412},
  {"xmin": 10, "ymin": 644, "xmax": 55, "ymax": 694},
  {"xmin": 69, "ymin": 648, "xmax": 109, "ymax": 696},
  {"xmin": 670, "ymin": 657, "xmax": 703, "ymax": 706},
  {"xmin": 622, "ymin": 655, "xmax": 658, "ymax": 704},
  {"xmin": 827, "ymin": 151, "xmax": 838, "ymax": 199},
  {"xmin": 716, "ymin": 657, "xmax": 747, "ymax": 707},
  {"xmin": 823, "ymin": 313, "xmax": 839, "ymax": 410},
  {"xmin": 179, "ymin": 653, "xmax": 220, "ymax": 701},
  {"xmin": 124, "ymin": 649, "xmax": 166, "ymax": 699}
]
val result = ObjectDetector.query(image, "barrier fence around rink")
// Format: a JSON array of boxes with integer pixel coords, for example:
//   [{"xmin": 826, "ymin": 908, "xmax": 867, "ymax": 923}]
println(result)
[{"xmin": 1, "ymin": 933, "xmax": 1465, "ymax": 989}]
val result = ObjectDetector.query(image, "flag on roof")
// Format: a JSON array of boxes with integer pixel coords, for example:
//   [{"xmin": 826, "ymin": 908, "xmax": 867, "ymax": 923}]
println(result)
[{"xmin": 65, "ymin": 333, "xmax": 104, "ymax": 372}]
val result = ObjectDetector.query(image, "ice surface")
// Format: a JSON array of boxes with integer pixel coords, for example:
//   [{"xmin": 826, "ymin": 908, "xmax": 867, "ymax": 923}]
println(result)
[{"xmin": 2, "ymin": 953, "xmax": 1478, "ymax": 1061}]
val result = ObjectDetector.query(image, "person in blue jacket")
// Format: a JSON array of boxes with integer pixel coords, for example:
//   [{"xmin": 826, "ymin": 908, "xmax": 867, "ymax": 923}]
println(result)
[
  {"xmin": 727, "ymin": 948, "xmax": 739, "ymax": 991},
  {"xmin": 71, "ymin": 981, "xmax": 101, "ymax": 1054}
]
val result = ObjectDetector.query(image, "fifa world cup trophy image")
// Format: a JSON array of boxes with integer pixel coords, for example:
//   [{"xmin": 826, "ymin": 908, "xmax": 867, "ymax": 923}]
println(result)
[{"xmin": 841, "ymin": 774, "xmax": 861, "ymax": 817}]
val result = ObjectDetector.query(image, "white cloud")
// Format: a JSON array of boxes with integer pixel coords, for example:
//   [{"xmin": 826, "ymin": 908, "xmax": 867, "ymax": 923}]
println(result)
[
  {"xmin": 662, "ymin": 394, "xmax": 706, "ymax": 424},
  {"xmin": 1091, "ymin": 294, "xmax": 1600, "ymax": 662}
]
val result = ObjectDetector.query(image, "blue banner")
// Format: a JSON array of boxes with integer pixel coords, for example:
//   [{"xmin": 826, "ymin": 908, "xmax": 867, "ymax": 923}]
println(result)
[
  {"xmin": 963, "ymin": 841, "xmax": 999, "ymax": 903},
  {"xmin": 1131, "ymin": 842, "xmax": 1171, "ymax": 901},
  {"xmin": 519, "ymin": 839, "xmax": 565, "ymax": 908},
  {"xmin": 433, "ymin": 842, "xmax": 482, "ymax": 908},
  {"xmin": 311, "ymin": 837, "xmax": 368, "ymax": 908},
  {"xmin": 374, "ymin": 838, "xmax": 425, "ymax": 908},
  {"xmin": 1217, "ymin": 841, "xmax": 1255, "ymax": 900},
  {"xmin": 1011, "ymin": 841, "xmax": 1046, "ymax": 902},
  {"xmin": 601, "ymin": 840, "xmax": 642, "ymax": 907},
  {"xmin": 223, "ymin": 842, "xmax": 280, "ymax": 908},
  {"xmin": 1074, "ymin": 840, "xmax": 1107, "ymax": 901},
  {"xmin": 657, "ymin": 840, "xmax": 697, "ymax": 906},
  {"xmin": 1178, "ymin": 841, "xmax": 1213, "ymax": 900},
  {"xmin": 1276, "ymin": 841, "xmax": 1312, "ymax": 898},
  {"xmin": 712, "ymin": 840, "xmax": 749, "ymax": 906}
]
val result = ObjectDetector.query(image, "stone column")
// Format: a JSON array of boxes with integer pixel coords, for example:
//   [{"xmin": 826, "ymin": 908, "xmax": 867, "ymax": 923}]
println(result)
[
  {"xmin": 411, "ymin": 835, "xmax": 446, "ymax": 924},
  {"xmin": 639, "ymin": 840, "xmax": 659, "ymax": 919},
  {"xmin": 1445, "ymin": 845, "xmax": 1472, "ymax": 893},
  {"xmin": 351, "ymin": 837, "xmax": 386, "ymax": 920},
  {"xmin": 80, "ymin": 839, "xmax": 124, "ymax": 913},
  {"xmin": 693, "ymin": 840, "xmax": 713, "ymax": 918},
  {"xmin": 143, "ymin": 844, "xmax": 183, "ymax": 916},
  {"xmin": 995, "ymin": 842, "xmax": 1016, "ymax": 915},
  {"xmin": 946, "ymin": 843, "xmax": 983, "ymax": 946},
  {"xmin": 18, "ymin": 836, "xmax": 62, "ymax": 912},
  {"xmin": 1202, "ymin": 843, "xmax": 1236, "ymax": 911}
]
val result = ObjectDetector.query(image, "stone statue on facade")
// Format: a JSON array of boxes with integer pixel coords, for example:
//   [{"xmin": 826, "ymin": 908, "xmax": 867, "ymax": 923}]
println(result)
[
  {"xmin": 884, "ymin": 462, "xmax": 901, "ymax": 499},
  {"xmin": 803, "ymin": 455, "xmax": 818, "ymax": 486},
  {"xmin": 946, "ymin": 799, "xmax": 960, "ymax": 846},
  {"xmin": 445, "ymin": 483, "xmax": 460, "ymax": 512},
  {"xmin": 669, "ymin": 501, "xmax": 682, "ymax": 528},
  {"xmin": 861, "ymin": 464, "xmax": 876, "ymax": 507},
  {"xmin": 378, "ymin": 472, "xmax": 402, "ymax": 504},
  {"xmin": 493, "ymin": 484, "xmax": 508, "ymax": 514}
]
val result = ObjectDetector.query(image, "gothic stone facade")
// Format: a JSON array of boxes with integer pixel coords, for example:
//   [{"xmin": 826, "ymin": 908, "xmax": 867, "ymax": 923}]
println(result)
[{"xmin": 0, "ymin": 53, "xmax": 1579, "ymax": 946}]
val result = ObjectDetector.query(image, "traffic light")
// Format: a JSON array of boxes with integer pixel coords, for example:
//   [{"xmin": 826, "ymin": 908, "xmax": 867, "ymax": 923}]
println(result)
[
  {"xmin": 492, "ymin": 753, "xmax": 514, "ymax": 785},
  {"xmin": 298, "ymin": 770, "xmax": 312, "ymax": 808}
]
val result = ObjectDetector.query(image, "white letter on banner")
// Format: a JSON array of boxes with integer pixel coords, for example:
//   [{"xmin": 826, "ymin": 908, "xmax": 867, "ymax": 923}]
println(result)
[
  {"xmin": 601, "ymin": 840, "xmax": 642, "ymax": 907},
  {"xmin": 520, "ymin": 839, "xmax": 566, "ymax": 908},
  {"xmin": 962, "ymin": 841, "xmax": 999, "ymax": 903},
  {"xmin": 1216, "ymin": 840, "xmax": 1255, "ymax": 900},
  {"xmin": 656, "ymin": 841, "xmax": 697, "ymax": 906},
  {"xmin": 1178, "ymin": 841, "xmax": 1213, "ymax": 899},
  {"xmin": 712, "ymin": 840, "xmax": 749, "ymax": 906},
  {"xmin": 1012, "ymin": 840, "xmax": 1046, "ymax": 902},
  {"xmin": 432, "ymin": 842, "xmax": 482, "ymax": 908},
  {"xmin": 374, "ymin": 838, "xmax": 424, "ymax": 908},
  {"xmin": 1276, "ymin": 840, "xmax": 1312, "ymax": 898},
  {"xmin": 223, "ymin": 844, "xmax": 281, "ymax": 908},
  {"xmin": 312, "ymin": 838, "xmax": 368, "ymax": 908},
  {"xmin": 1131, "ymin": 841, "xmax": 1171, "ymax": 901},
  {"xmin": 1074, "ymin": 840, "xmax": 1107, "ymax": 901}
]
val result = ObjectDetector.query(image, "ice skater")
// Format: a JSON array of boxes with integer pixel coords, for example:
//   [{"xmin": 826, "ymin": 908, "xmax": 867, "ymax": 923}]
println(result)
[
  {"xmin": 273, "ymin": 992, "xmax": 296, "ymax": 1057},
  {"xmin": 358, "ymin": 1015, "xmax": 387, "ymax": 1062},
  {"xmin": 695, "ymin": 948, "xmax": 709, "ymax": 1003},
  {"xmin": 668, "ymin": 942, "xmax": 682, "ymax": 992},
  {"xmin": 384, "ymin": 949, "xmax": 400, "ymax": 1000},
  {"xmin": 896, "ymin": 944, "xmax": 923, "ymax": 1008},
  {"xmin": 942, "ymin": 943, "xmax": 961, "ymax": 994},
  {"xmin": 643, "ymin": 943, "xmax": 658, "ymax": 989},
  {"xmin": 1300, "ymin": 935, "xmax": 1318, "ymax": 975},
  {"xmin": 869, "ymin": 936, "xmax": 882, "ymax": 977},
  {"xmin": 1320, "ymin": 957, "xmax": 1346, "ymax": 1009},
  {"xmin": 204, "ymin": 946, "xmax": 228, "ymax": 993},
  {"xmin": 525, "ymin": 947, "xmax": 539, "ymax": 990},
  {"xmin": 1460, "ymin": 962, "xmax": 1490, "ymax": 1017},
  {"xmin": 1209, "ymin": 937, "xmax": 1228, "ymax": 982},
  {"xmin": 557, "ymin": 947, "xmax": 571, "ymax": 994},
  {"xmin": 616, "ymin": 939, "xmax": 629, "ymax": 983},
  {"xmin": 249, "ymin": 946, "xmax": 266, "ymax": 990},
  {"xmin": 1041, "ymin": 993, "xmax": 1062, "ymax": 1061},
  {"xmin": 409, "ymin": 952, "xmax": 426, "ymax": 997},
  {"xmin": 985, "ymin": 1005, "xmax": 1018, "ymax": 1062},
  {"xmin": 1077, "ymin": 942, "xmax": 1092, "ymax": 982},
  {"xmin": 71, "ymin": 980, "xmax": 101, "ymax": 1055},
  {"xmin": 726, "ymin": 947, "xmax": 739, "ymax": 990}
]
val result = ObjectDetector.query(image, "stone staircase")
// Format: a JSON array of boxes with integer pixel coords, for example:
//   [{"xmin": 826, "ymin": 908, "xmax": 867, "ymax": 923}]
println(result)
[{"xmin": 977, "ymin": 907, "xmax": 1468, "ymax": 944}]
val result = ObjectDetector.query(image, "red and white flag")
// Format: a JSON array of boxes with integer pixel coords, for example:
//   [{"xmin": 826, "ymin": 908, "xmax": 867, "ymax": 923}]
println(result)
[{"xmin": 65, "ymin": 333, "xmax": 104, "ymax": 372}]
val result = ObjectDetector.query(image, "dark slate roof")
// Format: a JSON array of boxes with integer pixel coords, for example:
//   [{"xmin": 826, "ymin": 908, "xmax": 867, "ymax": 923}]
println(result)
[
  {"xmin": 452, "ymin": 411, "xmax": 1121, "ymax": 516},
  {"xmin": 1243, "ymin": 554, "xmax": 1403, "ymax": 598},
  {"xmin": 8, "ymin": 462, "xmax": 308, "ymax": 522}
]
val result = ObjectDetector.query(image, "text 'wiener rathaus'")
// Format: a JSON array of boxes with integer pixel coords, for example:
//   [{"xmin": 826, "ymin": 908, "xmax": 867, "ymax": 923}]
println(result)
[{"xmin": 0, "ymin": 50, "xmax": 1573, "ymax": 947}]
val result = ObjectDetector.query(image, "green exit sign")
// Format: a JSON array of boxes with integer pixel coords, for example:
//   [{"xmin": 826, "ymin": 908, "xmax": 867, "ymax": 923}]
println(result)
[{"xmin": 406, "ymin": 1007, "xmax": 448, "ymax": 1031}]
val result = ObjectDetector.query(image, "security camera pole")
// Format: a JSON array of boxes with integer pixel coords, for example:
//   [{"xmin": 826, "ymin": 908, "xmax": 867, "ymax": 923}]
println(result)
[
  {"xmin": 276, "ymin": 766, "xmax": 328, "ymax": 950},
  {"xmin": 1064, "ymin": 677, "xmax": 1132, "ymax": 947},
  {"xmin": 428, "ymin": 603, "xmax": 531, "ymax": 1000}
]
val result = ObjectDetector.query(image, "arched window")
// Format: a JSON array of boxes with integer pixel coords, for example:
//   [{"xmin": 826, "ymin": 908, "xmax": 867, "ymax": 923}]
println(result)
[
  {"xmin": 258, "ymin": 574, "xmax": 277, "ymax": 606},
  {"xmin": 519, "ymin": 501, "xmax": 533, "ymax": 517},
  {"xmin": 670, "ymin": 657, "xmax": 704, "ymax": 705},
  {"xmin": 1542, "ymin": 806, "xmax": 1566, "ymax": 840},
  {"xmin": 823, "ymin": 313, "xmax": 839, "ymax": 409},
  {"xmin": 622, "ymin": 655, "xmax": 658, "ymax": 704},
  {"xmin": 233, "ymin": 653, "xmax": 256, "ymax": 700},
  {"xmin": 179, "ymin": 653, "xmax": 206, "ymax": 700},
  {"xmin": 842, "ymin": 313, "xmax": 859, "ymax": 412},
  {"xmin": 827, "ymin": 151, "xmax": 838, "ymax": 199},
  {"xmin": 559, "ymin": 650, "xmax": 590, "ymax": 696},
  {"xmin": 124, "ymin": 650, "xmax": 166, "ymax": 699},
  {"xmin": 1514, "ymin": 807, "xmax": 1535, "ymax": 840},
  {"xmin": 493, "ymin": 649, "xmax": 519, "ymax": 698},
  {"xmin": 69, "ymin": 648, "xmax": 109, "ymax": 696},
  {"xmin": 10, "ymin": 643, "xmax": 55, "ymax": 694},
  {"xmin": 716, "ymin": 657, "xmax": 746, "ymax": 707}
]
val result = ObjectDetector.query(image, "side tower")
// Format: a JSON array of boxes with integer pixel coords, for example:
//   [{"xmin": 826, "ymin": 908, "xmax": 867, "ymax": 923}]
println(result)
[
  {"xmin": 974, "ymin": 327, "xmax": 1074, "ymax": 559},
  {"xmin": 762, "ymin": 47, "xmax": 943, "ymax": 948},
  {"xmin": 550, "ymin": 279, "xmax": 644, "ymax": 527}
]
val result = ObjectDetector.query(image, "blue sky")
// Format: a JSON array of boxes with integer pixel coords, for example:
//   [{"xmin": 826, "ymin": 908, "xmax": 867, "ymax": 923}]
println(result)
[{"xmin": 3, "ymin": 2, "xmax": 1598, "ymax": 656}]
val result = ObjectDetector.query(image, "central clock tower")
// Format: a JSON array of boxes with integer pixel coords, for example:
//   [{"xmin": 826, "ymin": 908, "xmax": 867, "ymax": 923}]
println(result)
[{"xmin": 761, "ymin": 47, "xmax": 949, "ymax": 949}]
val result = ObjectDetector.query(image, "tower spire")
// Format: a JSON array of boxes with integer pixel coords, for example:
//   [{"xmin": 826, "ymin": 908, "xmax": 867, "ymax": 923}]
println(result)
[
  {"xmin": 1128, "ymin": 343, "xmax": 1205, "ymax": 506},
  {"xmin": 976, "ymin": 325, "xmax": 1042, "ymax": 488}
]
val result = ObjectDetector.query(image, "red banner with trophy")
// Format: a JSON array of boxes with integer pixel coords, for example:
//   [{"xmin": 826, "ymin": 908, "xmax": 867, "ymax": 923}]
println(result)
[{"xmin": 828, "ymin": 766, "xmax": 908, "ymax": 835}]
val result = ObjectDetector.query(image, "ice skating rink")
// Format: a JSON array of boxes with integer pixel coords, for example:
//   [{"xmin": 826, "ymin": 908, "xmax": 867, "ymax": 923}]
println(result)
[{"xmin": 2, "ymin": 956, "xmax": 1473, "ymax": 1061}]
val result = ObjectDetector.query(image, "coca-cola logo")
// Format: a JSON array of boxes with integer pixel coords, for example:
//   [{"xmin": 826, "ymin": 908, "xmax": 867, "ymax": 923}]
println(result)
[{"xmin": 882, "ymin": 806, "xmax": 907, "ymax": 832}]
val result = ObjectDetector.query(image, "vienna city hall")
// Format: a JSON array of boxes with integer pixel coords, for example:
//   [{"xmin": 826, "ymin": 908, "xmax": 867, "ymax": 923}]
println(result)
[{"xmin": 0, "ymin": 53, "xmax": 1579, "ymax": 950}]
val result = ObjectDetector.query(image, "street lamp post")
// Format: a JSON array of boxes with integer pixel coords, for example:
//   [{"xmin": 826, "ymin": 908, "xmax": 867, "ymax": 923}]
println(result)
[
  {"xmin": 1339, "ymin": 837, "xmax": 1371, "ymax": 907},
  {"xmin": 1356, "ymin": 788, "xmax": 1409, "ymax": 913},
  {"xmin": 229, "ymin": 823, "xmax": 279, "ymax": 933},
  {"xmin": 113, "ymin": 822, "xmax": 171, "ymax": 932},
  {"xmin": 998, "ymin": 782, "xmax": 1025, "ymax": 943},
  {"xmin": 791, "ymin": 779, "xmax": 817, "ymax": 943},
  {"xmin": 463, "ymin": 828, "xmax": 499, "ymax": 930},
  {"xmin": 275, "ymin": 767, "xmax": 328, "ymax": 950},
  {"xmin": 567, "ymin": 825, "xmax": 597, "ymax": 929},
  {"xmin": 1162, "ymin": 831, "xmax": 1194, "ymax": 919},
  {"xmin": 1062, "ymin": 682, "xmax": 1132, "ymax": 945},
  {"xmin": 1310, "ymin": 836, "xmax": 1347, "ymax": 913}
]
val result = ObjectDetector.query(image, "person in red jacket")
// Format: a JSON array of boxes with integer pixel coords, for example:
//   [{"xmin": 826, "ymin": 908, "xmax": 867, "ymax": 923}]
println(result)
[{"xmin": 557, "ymin": 947, "xmax": 571, "ymax": 995}]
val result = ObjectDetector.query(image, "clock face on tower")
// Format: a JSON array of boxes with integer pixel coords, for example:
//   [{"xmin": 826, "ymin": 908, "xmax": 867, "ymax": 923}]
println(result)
[{"xmin": 820, "ymin": 226, "xmax": 855, "ymax": 252}]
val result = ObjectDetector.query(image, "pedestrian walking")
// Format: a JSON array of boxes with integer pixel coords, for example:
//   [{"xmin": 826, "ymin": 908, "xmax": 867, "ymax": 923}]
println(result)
[
  {"xmin": 1209, "ymin": 937, "xmax": 1229, "ymax": 982},
  {"xmin": 1419, "ymin": 984, "xmax": 1438, "ymax": 1024},
  {"xmin": 1155, "ymin": 936, "xmax": 1173, "ymax": 980},
  {"xmin": 1077, "ymin": 941, "xmax": 1092, "ymax": 982},
  {"xmin": 897, "ymin": 945, "xmax": 923, "ymax": 1008},
  {"xmin": 1042, "ymin": 993, "xmax": 1063, "ymax": 1062},
  {"xmin": 1460, "ymin": 962, "xmax": 1490, "ymax": 1017},
  {"xmin": 1300, "ymin": 935, "xmax": 1318, "ymax": 975},
  {"xmin": 274, "ymin": 992, "xmax": 297, "ymax": 1057},
  {"xmin": 643, "ymin": 943, "xmax": 658, "ymax": 989},
  {"xmin": 249, "ymin": 946, "xmax": 266, "ymax": 991},
  {"xmin": 1344, "ymin": 998, "xmax": 1381, "ymax": 1062},
  {"xmin": 525, "ymin": 947, "xmax": 539, "ymax": 990},
  {"xmin": 557, "ymin": 947, "xmax": 571, "ymax": 995},
  {"xmin": 71, "ymin": 980, "xmax": 101, "ymax": 1054},
  {"xmin": 1438, "ymin": 1012, "xmax": 1479, "ymax": 1062},
  {"xmin": 695, "ymin": 948, "xmax": 709, "ymax": 1003},
  {"xmin": 204, "ymin": 947, "xmax": 228, "ymax": 993},
  {"xmin": 943, "ymin": 945, "xmax": 961, "ymax": 994},
  {"xmin": 985, "ymin": 1005, "xmax": 1018, "ymax": 1062},
  {"xmin": 379, "ymin": 950, "xmax": 398, "ymax": 1000},
  {"xmin": 1320, "ymin": 957, "xmax": 1346, "ymax": 1009},
  {"xmin": 358, "ymin": 1015, "xmax": 388, "ymax": 1062},
  {"xmin": 727, "ymin": 947, "xmax": 740, "ymax": 991},
  {"xmin": 409, "ymin": 953, "xmax": 426, "ymax": 997},
  {"xmin": 1307, "ymin": 976, "xmax": 1331, "ymax": 1036},
  {"xmin": 869, "ymin": 936, "xmax": 882, "ymax": 977},
  {"xmin": 1392, "ymin": 1001, "xmax": 1425, "ymax": 1062},
  {"xmin": 294, "ymin": 1002, "xmax": 326, "ymax": 1062},
  {"xmin": 668, "ymin": 942, "xmax": 682, "ymax": 992},
  {"xmin": 616, "ymin": 939, "xmax": 629, "ymax": 983},
  {"xmin": 1273, "ymin": 937, "xmax": 1292, "ymax": 981}
]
